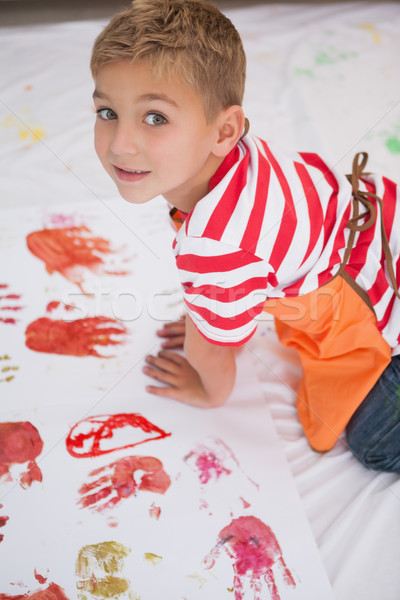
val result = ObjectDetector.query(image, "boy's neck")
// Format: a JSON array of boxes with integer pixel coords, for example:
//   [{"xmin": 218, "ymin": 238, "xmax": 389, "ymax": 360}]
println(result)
[{"xmin": 164, "ymin": 153, "xmax": 225, "ymax": 214}]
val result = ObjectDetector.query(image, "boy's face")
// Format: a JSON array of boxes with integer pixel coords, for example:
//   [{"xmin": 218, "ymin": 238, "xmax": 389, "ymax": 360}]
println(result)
[{"xmin": 93, "ymin": 60, "xmax": 224, "ymax": 211}]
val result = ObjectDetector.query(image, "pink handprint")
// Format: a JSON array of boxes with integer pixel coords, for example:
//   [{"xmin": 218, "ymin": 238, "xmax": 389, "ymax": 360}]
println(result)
[
  {"xmin": 203, "ymin": 516, "xmax": 296, "ymax": 600},
  {"xmin": 77, "ymin": 455, "xmax": 171, "ymax": 512},
  {"xmin": 184, "ymin": 438, "xmax": 258, "ymax": 512}
]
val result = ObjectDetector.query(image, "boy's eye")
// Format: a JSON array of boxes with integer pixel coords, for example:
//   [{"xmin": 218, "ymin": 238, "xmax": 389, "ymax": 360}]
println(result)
[
  {"xmin": 144, "ymin": 113, "xmax": 167, "ymax": 126},
  {"xmin": 97, "ymin": 108, "xmax": 117, "ymax": 120}
]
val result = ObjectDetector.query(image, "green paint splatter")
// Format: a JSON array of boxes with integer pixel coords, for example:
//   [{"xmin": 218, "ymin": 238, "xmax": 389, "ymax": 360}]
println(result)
[
  {"xmin": 315, "ymin": 48, "xmax": 358, "ymax": 66},
  {"xmin": 385, "ymin": 137, "xmax": 400, "ymax": 154},
  {"xmin": 293, "ymin": 68, "xmax": 315, "ymax": 79}
]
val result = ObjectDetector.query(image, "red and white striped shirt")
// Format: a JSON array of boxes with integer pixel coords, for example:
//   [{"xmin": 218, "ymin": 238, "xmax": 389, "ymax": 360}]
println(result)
[{"xmin": 172, "ymin": 135, "xmax": 400, "ymax": 353}]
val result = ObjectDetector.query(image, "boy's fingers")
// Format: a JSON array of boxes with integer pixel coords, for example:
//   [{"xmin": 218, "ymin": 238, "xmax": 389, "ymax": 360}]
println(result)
[
  {"xmin": 161, "ymin": 336, "xmax": 185, "ymax": 348},
  {"xmin": 156, "ymin": 318, "xmax": 185, "ymax": 334},
  {"xmin": 157, "ymin": 350, "xmax": 186, "ymax": 365},
  {"xmin": 146, "ymin": 385, "xmax": 182, "ymax": 399},
  {"xmin": 143, "ymin": 363, "xmax": 178, "ymax": 385},
  {"xmin": 157, "ymin": 324, "xmax": 185, "ymax": 337},
  {"xmin": 145, "ymin": 354, "xmax": 180, "ymax": 374}
]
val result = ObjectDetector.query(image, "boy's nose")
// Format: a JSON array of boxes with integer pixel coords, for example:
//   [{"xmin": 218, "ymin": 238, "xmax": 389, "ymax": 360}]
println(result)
[{"xmin": 110, "ymin": 123, "xmax": 139, "ymax": 156}]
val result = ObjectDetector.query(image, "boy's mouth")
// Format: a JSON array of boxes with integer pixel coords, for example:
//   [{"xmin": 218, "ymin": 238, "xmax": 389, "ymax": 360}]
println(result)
[{"xmin": 114, "ymin": 166, "xmax": 150, "ymax": 182}]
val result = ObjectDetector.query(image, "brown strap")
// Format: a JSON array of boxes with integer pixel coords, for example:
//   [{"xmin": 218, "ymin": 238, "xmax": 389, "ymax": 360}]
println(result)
[{"xmin": 340, "ymin": 152, "xmax": 400, "ymax": 300}]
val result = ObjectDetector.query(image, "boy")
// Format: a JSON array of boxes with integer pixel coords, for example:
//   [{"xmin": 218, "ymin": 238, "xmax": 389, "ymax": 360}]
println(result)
[{"xmin": 91, "ymin": 0, "xmax": 400, "ymax": 472}]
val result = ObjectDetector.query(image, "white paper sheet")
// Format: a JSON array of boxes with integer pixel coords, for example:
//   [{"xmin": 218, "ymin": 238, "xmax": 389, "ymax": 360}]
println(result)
[{"xmin": 0, "ymin": 200, "xmax": 334, "ymax": 598}]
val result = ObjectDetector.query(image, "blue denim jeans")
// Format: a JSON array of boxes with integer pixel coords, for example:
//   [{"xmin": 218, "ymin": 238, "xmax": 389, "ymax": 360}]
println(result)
[{"xmin": 346, "ymin": 353, "xmax": 400, "ymax": 473}]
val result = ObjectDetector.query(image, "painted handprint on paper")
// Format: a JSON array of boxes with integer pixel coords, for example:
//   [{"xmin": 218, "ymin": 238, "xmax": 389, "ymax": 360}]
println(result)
[
  {"xmin": 0, "ymin": 422, "xmax": 43, "ymax": 489},
  {"xmin": 25, "ymin": 316, "xmax": 126, "ymax": 357},
  {"xmin": 0, "ymin": 582, "xmax": 71, "ymax": 599},
  {"xmin": 66, "ymin": 413, "xmax": 171, "ymax": 458},
  {"xmin": 26, "ymin": 225, "xmax": 130, "ymax": 291},
  {"xmin": 0, "ymin": 284, "xmax": 23, "ymax": 325},
  {"xmin": 203, "ymin": 516, "xmax": 296, "ymax": 600},
  {"xmin": 184, "ymin": 438, "xmax": 258, "ymax": 511},
  {"xmin": 78, "ymin": 455, "xmax": 171, "ymax": 512},
  {"xmin": 76, "ymin": 541, "xmax": 134, "ymax": 600}
]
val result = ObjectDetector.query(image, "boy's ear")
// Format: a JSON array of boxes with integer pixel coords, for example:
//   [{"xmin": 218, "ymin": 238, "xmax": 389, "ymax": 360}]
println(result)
[{"xmin": 212, "ymin": 106, "xmax": 246, "ymax": 157}]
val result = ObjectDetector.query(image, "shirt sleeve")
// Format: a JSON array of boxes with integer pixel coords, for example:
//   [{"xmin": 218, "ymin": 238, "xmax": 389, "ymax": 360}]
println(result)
[{"xmin": 175, "ymin": 236, "xmax": 272, "ymax": 345}]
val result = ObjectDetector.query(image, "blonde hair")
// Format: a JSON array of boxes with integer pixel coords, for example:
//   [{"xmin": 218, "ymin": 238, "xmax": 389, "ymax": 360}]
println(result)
[{"xmin": 90, "ymin": 0, "xmax": 246, "ymax": 121}]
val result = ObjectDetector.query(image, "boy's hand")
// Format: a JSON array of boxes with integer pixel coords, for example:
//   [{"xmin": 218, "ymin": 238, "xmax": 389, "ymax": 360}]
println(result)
[
  {"xmin": 156, "ymin": 316, "xmax": 185, "ymax": 349},
  {"xmin": 143, "ymin": 350, "xmax": 221, "ymax": 408},
  {"xmin": 146, "ymin": 316, "xmax": 236, "ymax": 409}
]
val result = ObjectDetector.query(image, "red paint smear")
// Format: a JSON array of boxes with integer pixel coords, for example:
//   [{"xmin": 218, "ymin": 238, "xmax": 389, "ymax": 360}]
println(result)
[
  {"xmin": 0, "ymin": 422, "xmax": 43, "ymax": 489},
  {"xmin": 0, "ymin": 285, "xmax": 8, "ymax": 289},
  {"xmin": 26, "ymin": 226, "xmax": 128, "ymax": 289},
  {"xmin": 66, "ymin": 413, "xmax": 172, "ymax": 458},
  {"xmin": 205, "ymin": 516, "xmax": 296, "ymax": 600},
  {"xmin": 34, "ymin": 571, "xmax": 47, "ymax": 585},
  {"xmin": 240, "ymin": 497, "xmax": 251, "ymax": 509},
  {"xmin": 46, "ymin": 301, "xmax": 60, "ymax": 313},
  {"xmin": 0, "ymin": 582, "xmax": 71, "ymax": 599},
  {"xmin": 46, "ymin": 301, "xmax": 74, "ymax": 313},
  {"xmin": 0, "ymin": 285, "xmax": 23, "ymax": 324},
  {"xmin": 78, "ymin": 455, "xmax": 171, "ymax": 512},
  {"xmin": 0, "ymin": 505, "xmax": 9, "ymax": 543},
  {"xmin": 149, "ymin": 503, "xmax": 161, "ymax": 520},
  {"xmin": 20, "ymin": 461, "xmax": 43, "ymax": 489},
  {"xmin": 25, "ymin": 316, "xmax": 126, "ymax": 357}
]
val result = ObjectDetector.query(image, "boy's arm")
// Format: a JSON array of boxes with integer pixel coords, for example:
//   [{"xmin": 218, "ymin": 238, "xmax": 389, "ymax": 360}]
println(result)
[{"xmin": 144, "ymin": 315, "xmax": 236, "ymax": 407}]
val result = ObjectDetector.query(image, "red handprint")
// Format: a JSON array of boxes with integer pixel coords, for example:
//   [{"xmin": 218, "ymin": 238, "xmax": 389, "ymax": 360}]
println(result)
[
  {"xmin": 78, "ymin": 455, "xmax": 171, "ymax": 512},
  {"xmin": 26, "ymin": 226, "xmax": 129, "ymax": 291},
  {"xmin": 25, "ymin": 316, "xmax": 126, "ymax": 357},
  {"xmin": 203, "ymin": 516, "xmax": 296, "ymax": 600},
  {"xmin": 66, "ymin": 413, "xmax": 171, "ymax": 458},
  {"xmin": 0, "ymin": 582, "xmax": 70, "ymax": 599},
  {"xmin": 0, "ymin": 422, "xmax": 43, "ymax": 489}
]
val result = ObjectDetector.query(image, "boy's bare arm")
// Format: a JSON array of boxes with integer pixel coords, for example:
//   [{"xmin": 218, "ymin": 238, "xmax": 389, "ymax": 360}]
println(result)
[{"xmin": 144, "ymin": 315, "xmax": 236, "ymax": 407}]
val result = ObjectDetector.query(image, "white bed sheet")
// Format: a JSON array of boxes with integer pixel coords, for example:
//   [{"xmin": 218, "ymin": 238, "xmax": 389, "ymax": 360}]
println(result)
[{"xmin": 1, "ymin": 3, "xmax": 400, "ymax": 599}]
